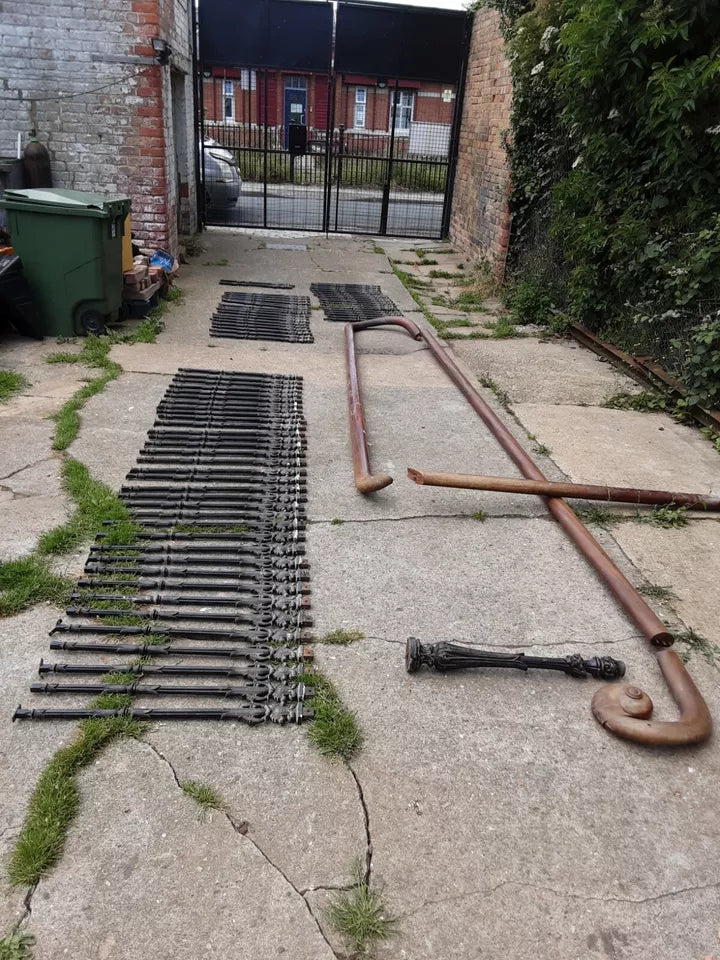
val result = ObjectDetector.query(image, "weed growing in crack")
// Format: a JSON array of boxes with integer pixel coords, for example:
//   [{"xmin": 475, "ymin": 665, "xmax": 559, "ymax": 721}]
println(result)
[
  {"xmin": 390, "ymin": 264, "xmax": 449, "ymax": 337},
  {"xmin": 320, "ymin": 628, "xmax": 365, "ymax": 645},
  {"xmin": 0, "ymin": 931, "xmax": 35, "ymax": 960},
  {"xmin": 327, "ymin": 859, "xmax": 398, "ymax": 957},
  {"xmin": 181, "ymin": 780, "xmax": 226, "ymax": 818},
  {"xmin": 602, "ymin": 390, "xmax": 667, "ymax": 413},
  {"xmin": 0, "ymin": 371, "xmax": 29, "ymax": 403},
  {"xmin": 203, "ymin": 258, "xmax": 230, "ymax": 266},
  {"xmin": 637, "ymin": 583, "xmax": 678, "ymax": 603},
  {"xmin": 37, "ymin": 459, "xmax": 140, "ymax": 556},
  {"xmin": 8, "ymin": 714, "xmax": 145, "ymax": 886},
  {"xmin": 532, "ymin": 443, "xmax": 552, "ymax": 457},
  {"xmin": 373, "ymin": 246, "xmax": 385, "ymax": 255},
  {"xmin": 636, "ymin": 506, "xmax": 689, "ymax": 529},
  {"xmin": 675, "ymin": 628, "xmax": 718, "ymax": 666},
  {"xmin": 573, "ymin": 506, "xmax": 623, "ymax": 528},
  {"xmin": 471, "ymin": 510, "xmax": 488, "ymax": 522},
  {"xmin": 304, "ymin": 674, "xmax": 362, "ymax": 762},
  {"xmin": 330, "ymin": 518, "xmax": 345, "ymax": 526},
  {"xmin": 479, "ymin": 375, "xmax": 511, "ymax": 409},
  {"xmin": 0, "ymin": 557, "xmax": 72, "ymax": 618}
]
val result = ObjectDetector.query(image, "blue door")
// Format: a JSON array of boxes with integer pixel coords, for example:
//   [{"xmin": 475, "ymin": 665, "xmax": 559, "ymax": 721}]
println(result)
[{"xmin": 284, "ymin": 77, "xmax": 307, "ymax": 148}]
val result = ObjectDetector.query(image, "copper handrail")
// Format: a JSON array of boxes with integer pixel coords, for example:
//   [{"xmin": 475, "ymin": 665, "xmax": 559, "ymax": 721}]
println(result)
[
  {"xmin": 407, "ymin": 468, "xmax": 720, "ymax": 511},
  {"xmin": 344, "ymin": 316, "xmax": 422, "ymax": 494},
  {"xmin": 345, "ymin": 317, "xmax": 712, "ymax": 747}
]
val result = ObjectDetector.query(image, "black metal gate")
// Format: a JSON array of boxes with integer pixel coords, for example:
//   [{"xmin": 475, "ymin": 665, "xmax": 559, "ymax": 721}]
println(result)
[{"xmin": 197, "ymin": 0, "xmax": 469, "ymax": 239}]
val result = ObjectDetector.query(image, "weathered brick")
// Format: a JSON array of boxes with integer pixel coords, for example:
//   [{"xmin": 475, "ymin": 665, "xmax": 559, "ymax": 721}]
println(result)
[{"xmin": 450, "ymin": 9, "xmax": 512, "ymax": 276}]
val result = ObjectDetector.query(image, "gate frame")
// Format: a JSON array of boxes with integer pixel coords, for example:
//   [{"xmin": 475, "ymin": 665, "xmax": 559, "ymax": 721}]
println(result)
[{"xmin": 195, "ymin": 4, "xmax": 470, "ymax": 239}]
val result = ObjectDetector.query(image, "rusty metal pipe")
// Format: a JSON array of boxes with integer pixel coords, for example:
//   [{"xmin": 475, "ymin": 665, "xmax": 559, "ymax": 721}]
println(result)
[
  {"xmin": 407, "ymin": 468, "xmax": 720, "ymax": 511},
  {"xmin": 346, "ymin": 318, "xmax": 712, "ymax": 746},
  {"xmin": 403, "ymin": 328, "xmax": 675, "ymax": 649},
  {"xmin": 344, "ymin": 317, "xmax": 422, "ymax": 494},
  {"xmin": 592, "ymin": 648, "xmax": 712, "ymax": 746}
]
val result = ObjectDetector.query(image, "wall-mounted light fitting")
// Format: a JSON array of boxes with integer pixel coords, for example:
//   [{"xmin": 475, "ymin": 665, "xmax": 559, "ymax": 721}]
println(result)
[
  {"xmin": 151, "ymin": 37, "xmax": 172, "ymax": 65},
  {"xmin": 377, "ymin": 78, "xmax": 388, "ymax": 90}
]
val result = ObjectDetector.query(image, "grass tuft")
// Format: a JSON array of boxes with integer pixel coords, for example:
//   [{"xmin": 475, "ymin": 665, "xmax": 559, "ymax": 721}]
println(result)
[
  {"xmin": 37, "ymin": 459, "xmax": 139, "ymax": 556},
  {"xmin": 320, "ymin": 628, "xmax": 365, "ymax": 645},
  {"xmin": 675, "ymin": 627, "xmax": 718, "ymax": 666},
  {"xmin": 603, "ymin": 390, "xmax": 667, "ymax": 412},
  {"xmin": 532, "ymin": 443, "xmax": 552, "ymax": 457},
  {"xmin": 181, "ymin": 780, "xmax": 226, "ymax": 817},
  {"xmin": 330, "ymin": 518, "xmax": 345, "ymax": 526},
  {"xmin": 470, "ymin": 510, "xmax": 488, "ymax": 522},
  {"xmin": 8, "ymin": 716, "xmax": 144, "ymax": 886},
  {"xmin": 0, "ymin": 557, "xmax": 71, "ymax": 617},
  {"xmin": 327, "ymin": 859, "xmax": 398, "ymax": 956},
  {"xmin": 372, "ymin": 246, "xmax": 385, "ymax": 255},
  {"xmin": 637, "ymin": 583, "xmax": 677, "ymax": 602},
  {"xmin": 0, "ymin": 932, "xmax": 35, "ymax": 960},
  {"xmin": 0, "ymin": 371, "xmax": 29, "ymax": 403},
  {"xmin": 479, "ymin": 375, "xmax": 511, "ymax": 409},
  {"xmin": 636, "ymin": 506, "xmax": 688, "ymax": 529},
  {"xmin": 574, "ymin": 506, "xmax": 622, "ymax": 528},
  {"xmin": 305, "ymin": 674, "xmax": 362, "ymax": 762}
]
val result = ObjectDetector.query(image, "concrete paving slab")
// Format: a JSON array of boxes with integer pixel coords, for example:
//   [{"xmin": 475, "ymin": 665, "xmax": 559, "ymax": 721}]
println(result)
[
  {"xmin": 308, "ymin": 516, "xmax": 636, "ymax": 647},
  {"xmin": 454, "ymin": 337, "xmax": 635, "ymax": 405},
  {"xmin": 306, "ymin": 382, "xmax": 549, "ymax": 520},
  {"xmin": 27, "ymin": 739, "xmax": 336, "ymax": 960},
  {"xmin": 0, "ymin": 420, "xmax": 66, "ymax": 559},
  {"xmin": 613, "ymin": 520, "xmax": 720, "ymax": 648},
  {"xmin": 513, "ymin": 403, "xmax": 720, "ymax": 493},
  {"xmin": 146, "ymin": 723, "xmax": 365, "ymax": 892},
  {"xmin": 314, "ymin": 634, "xmax": 720, "ymax": 960},
  {"xmin": 69, "ymin": 373, "xmax": 171, "ymax": 492},
  {"xmin": 0, "ymin": 606, "xmax": 67, "ymax": 930}
]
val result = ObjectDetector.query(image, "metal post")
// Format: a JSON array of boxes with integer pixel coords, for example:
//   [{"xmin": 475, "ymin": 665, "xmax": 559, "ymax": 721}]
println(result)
[
  {"xmin": 263, "ymin": 69, "xmax": 268, "ymax": 229},
  {"xmin": 380, "ymin": 78, "xmax": 399, "ymax": 236},
  {"xmin": 334, "ymin": 124, "xmax": 345, "ymax": 232}
]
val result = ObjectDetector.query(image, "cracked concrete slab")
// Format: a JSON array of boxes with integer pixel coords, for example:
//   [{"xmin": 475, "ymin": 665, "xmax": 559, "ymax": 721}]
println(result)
[
  {"xmin": 0, "ymin": 606, "xmax": 67, "ymax": 931},
  {"xmin": 26, "ymin": 739, "xmax": 337, "ymax": 960},
  {"xmin": 3, "ymin": 228, "xmax": 720, "ymax": 960},
  {"xmin": 145, "ymin": 724, "xmax": 365, "ymax": 893},
  {"xmin": 69, "ymin": 373, "xmax": 171, "ymax": 492},
  {"xmin": 0, "ymin": 420, "xmax": 66, "ymax": 559},
  {"xmin": 314, "ymin": 636, "xmax": 720, "ymax": 960},
  {"xmin": 308, "ymin": 515, "xmax": 636, "ymax": 647},
  {"xmin": 512, "ymin": 403, "xmax": 720, "ymax": 494},
  {"xmin": 612, "ymin": 520, "xmax": 720, "ymax": 648},
  {"xmin": 454, "ymin": 337, "xmax": 635, "ymax": 405}
]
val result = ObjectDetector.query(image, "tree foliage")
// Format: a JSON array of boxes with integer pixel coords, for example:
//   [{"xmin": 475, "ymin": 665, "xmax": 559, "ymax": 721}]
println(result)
[{"xmin": 489, "ymin": 0, "xmax": 720, "ymax": 400}]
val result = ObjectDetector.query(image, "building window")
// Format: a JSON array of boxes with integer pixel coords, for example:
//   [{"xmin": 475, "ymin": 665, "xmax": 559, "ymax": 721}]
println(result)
[
  {"xmin": 223, "ymin": 80, "xmax": 234, "ymax": 120},
  {"xmin": 285, "ymin": 76, "xmax": 307, "ymax": 90},
  {"xmin": 354, "ymin": 88, "xmax": 367, "ymax": 129},
  {"xmin": 240, "ymin": 69, "xmax": 257, "ymax": 91},
  {"xmin": 393, "ymin": 90, "xmax": 414, "ymax": 134}
]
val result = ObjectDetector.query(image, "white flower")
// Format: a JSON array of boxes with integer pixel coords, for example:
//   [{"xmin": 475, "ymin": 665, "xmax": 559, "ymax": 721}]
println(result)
[
  {"xmin": 706, "ymin": 124, "xmax": 720, "ymax": 135},
  {"xmin": 540, "ymin": 25, "xmax": 559, "ymax": 52},
  {"xmin": 572, "ymin": 155, "xmax": 583, "ymax": 168},
  {"xmin": 608, "ymin": 107, "xmax": 619, "ymax": 120},
  {"xmin": 530, "ymin": 61, "xmax": 545, "ymax": 76}
]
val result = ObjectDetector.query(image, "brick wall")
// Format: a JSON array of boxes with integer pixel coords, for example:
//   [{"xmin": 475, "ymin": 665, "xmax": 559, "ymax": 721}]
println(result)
[
  {"xmin": 0, "ymin": 0, "xmax": 196, "ymax": 253},
  {"xmin": 449, "ymin": 9, "xmax": 512, "ymax": 273}
]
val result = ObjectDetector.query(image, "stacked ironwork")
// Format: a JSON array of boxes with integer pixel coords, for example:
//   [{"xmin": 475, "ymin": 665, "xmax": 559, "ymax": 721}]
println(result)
[
  {"xmin": 310, "ymin": 283, "xmax": 400, "ymax": 323},
  {"xmin": 209, "ymin": 292, "xmax": 313, "ymax": 343},
  {"xmin": 14, "ymin": 368, "xmax": 314, "ymax": 725}
]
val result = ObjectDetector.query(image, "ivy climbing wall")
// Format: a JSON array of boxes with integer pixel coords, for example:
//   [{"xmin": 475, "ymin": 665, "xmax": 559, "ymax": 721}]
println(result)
[{"xmin": 449, "ymin": 9, "xmax": 512, "ymax": 273}]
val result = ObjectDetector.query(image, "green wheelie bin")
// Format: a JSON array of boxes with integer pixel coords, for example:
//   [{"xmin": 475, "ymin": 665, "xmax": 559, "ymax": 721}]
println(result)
[{"xmin": 0, "ymin": 188, "xmax": 131, "ymax": 336}]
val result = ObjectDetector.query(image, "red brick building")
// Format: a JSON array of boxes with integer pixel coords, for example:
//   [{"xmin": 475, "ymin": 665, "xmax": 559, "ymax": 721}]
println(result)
[{"xmin": 203, "ymin": 69, "xmax": 456, "ymax": 156}]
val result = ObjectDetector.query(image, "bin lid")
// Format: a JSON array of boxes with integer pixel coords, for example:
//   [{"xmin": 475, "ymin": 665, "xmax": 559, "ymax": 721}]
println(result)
[{"xmin": 0, "ymin": 188, "xmax": 131, "ymax": 218}]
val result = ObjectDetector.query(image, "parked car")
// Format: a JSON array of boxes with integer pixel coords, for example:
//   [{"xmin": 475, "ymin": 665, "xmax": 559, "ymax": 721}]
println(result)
[{"xmin": 202, "ymin": 138, "xmax": 241, "ymax": 207}]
